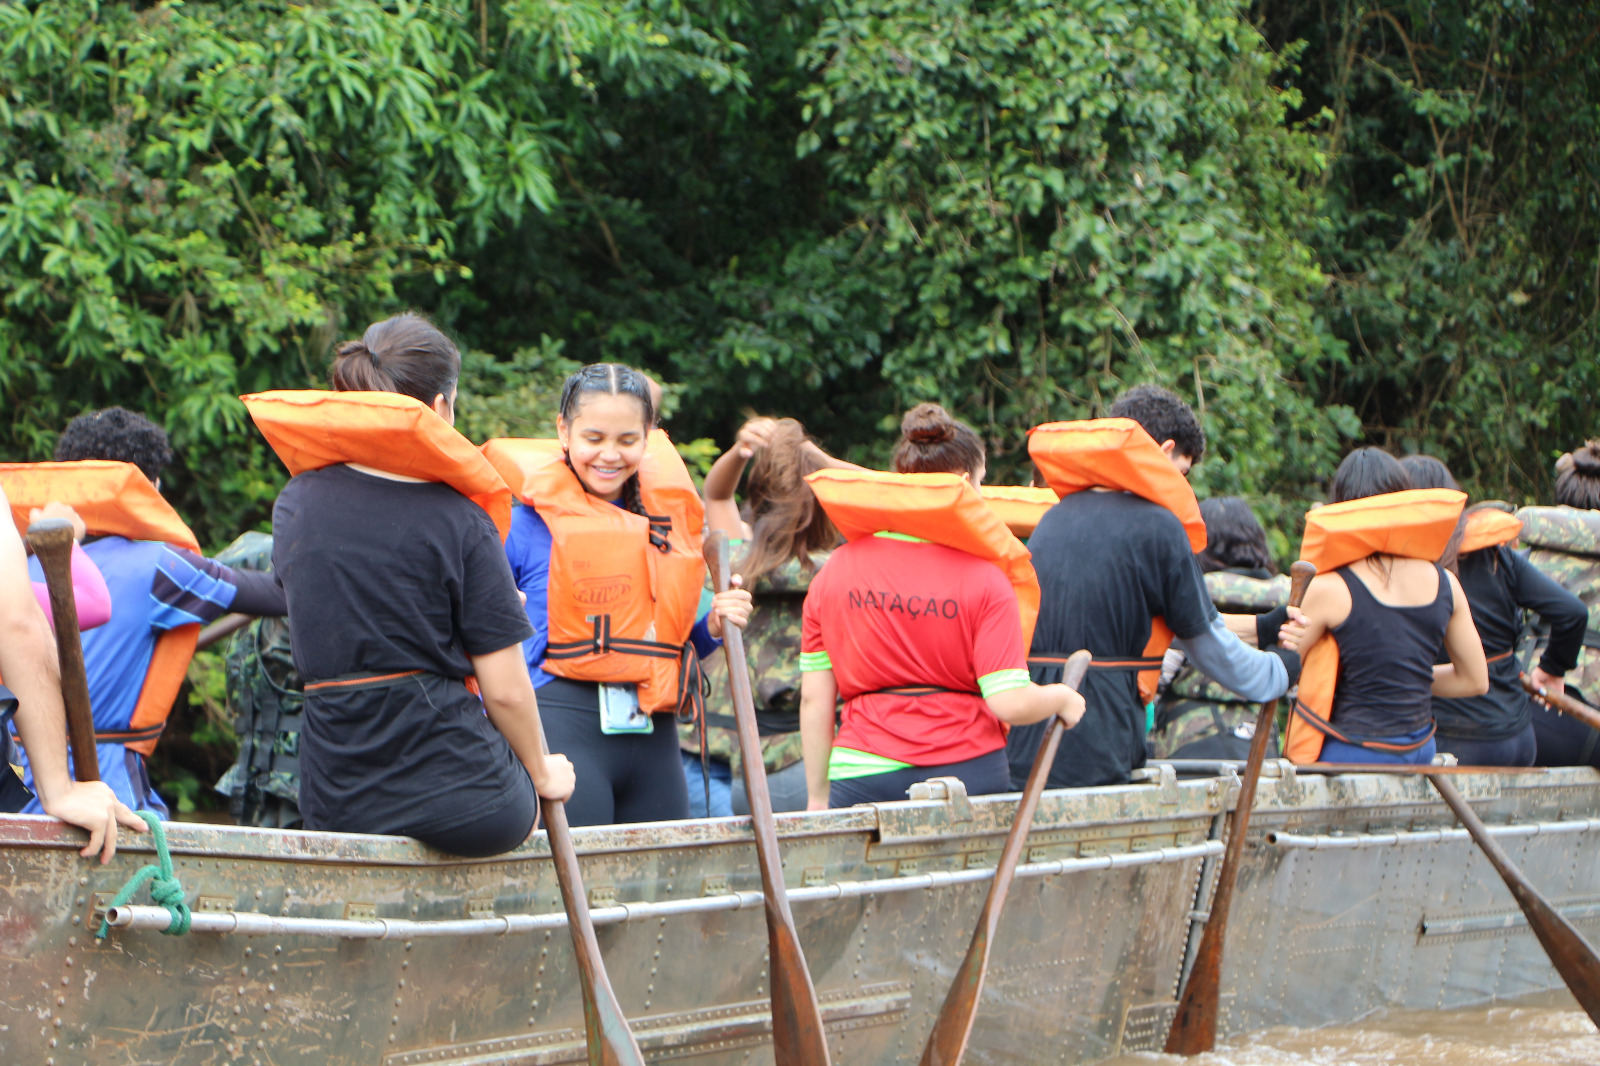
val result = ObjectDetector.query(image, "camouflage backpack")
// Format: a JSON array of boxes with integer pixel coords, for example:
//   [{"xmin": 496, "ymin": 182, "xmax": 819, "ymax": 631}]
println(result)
[
  {"xmin": 678, "ymin": 550, "xmax": 825, "ymax": 778},
  {"xmin": 211, "ymin": 532, "xmax": 304, "ymax": 829},
  {"xmin": 1517, "ymin": 506, "xmax": 1600, "ymax": 705},
  {"xmin": 1149, "ymin": 569, "xmax": 1289, "ymax": 760}
]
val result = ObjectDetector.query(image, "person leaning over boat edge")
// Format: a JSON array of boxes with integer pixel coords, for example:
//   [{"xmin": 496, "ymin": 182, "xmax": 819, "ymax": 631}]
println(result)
[
  {"xmin": 1008, "ymin": 385, "xmax": 1296, "ymax": 791},
  {"xmin": 800, "ymin": 403, "xmax": 1085, "ymax": 809},
  {"xmin": 1400, "ymin": 454, "xmax": 1584, "ymax": 766},
  {"xmin": 0, "ymin": 483, "xmax": 146, "ymax": 860},
  {"xmin": 254, "ymin": 314, "xmax": 575, "ymax": 857},
  {"xmin": 1279, "ymin": 449, "xmax": 1489, "ymax": 765},
  {"xmin": 497, "ymin": 364, "xmax": 753, "ymax": 828},
  {"xmin": 3, "ymin": 408, "xmax": 289, "ymax": 816}
]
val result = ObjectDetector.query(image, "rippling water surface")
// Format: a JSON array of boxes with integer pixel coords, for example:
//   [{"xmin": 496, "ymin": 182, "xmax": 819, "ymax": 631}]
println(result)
[{"xmin": 1103, "ymin": 993, "xmax": 1599, "ymax": 1066}]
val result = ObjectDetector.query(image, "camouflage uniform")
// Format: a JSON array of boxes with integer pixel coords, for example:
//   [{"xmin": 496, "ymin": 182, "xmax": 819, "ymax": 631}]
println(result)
[
  {"xmin": 212, "ymin": 532, "xmax": 305, "ymax": 829},
  {"xmin": 1518, "ymin": 506, "xmax": 1600, "ymax": 702},
  {"xmin": 1148, "ymin": 569, "xmax": 1289, "ymax": 760},
  {"xmin": 679, "ymin": 551, "xmax": 824, "ymax": 779}
]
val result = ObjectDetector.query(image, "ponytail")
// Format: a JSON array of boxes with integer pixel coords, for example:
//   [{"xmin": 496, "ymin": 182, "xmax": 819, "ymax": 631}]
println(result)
[
  {"xmin": 330, "ymin": 313, "xmax": 459, "ymax": 407},
  {"xmin": 891, "ymin": 402, "xmax": 985, "ymax": 480}
]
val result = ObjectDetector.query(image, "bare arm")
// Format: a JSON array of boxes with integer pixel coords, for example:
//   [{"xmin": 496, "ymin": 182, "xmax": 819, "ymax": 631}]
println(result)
[
  {"xmin": 1278, "ymin": 572, "xmax": 1351, "ymax": 653},
  {"xmin": 1432, "ymin": 570, "xmax": 1490, "ymax": 698},
  {"xmin": 984, "ymin": 682, "xmax": 1085, "ymax": 728},
  {"xmin": 469, "ymin": 644, "xmax": 575, "ymax": 801},
  {"xmin": 1221, "ymin": 613, "xmax": 1258, "ymax": 645},
  {"xmin": 0, "ymin": 488, "xmax": 143, "ymax": 861},
  {"xmin": 800, "ymin": 669, "xmax": 838, "ymax": 810},
  {"xmin": 702, "ymin": 418, "xmax": 780, "ymax": 539}
]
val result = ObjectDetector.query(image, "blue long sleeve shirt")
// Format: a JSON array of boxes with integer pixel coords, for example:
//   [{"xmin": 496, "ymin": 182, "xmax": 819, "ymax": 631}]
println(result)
[{"xmin": 504, "ymin": 502, "xmax": 719, "ymax": 688}]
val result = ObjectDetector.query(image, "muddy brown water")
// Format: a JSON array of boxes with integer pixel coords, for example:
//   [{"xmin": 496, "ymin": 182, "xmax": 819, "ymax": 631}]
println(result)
[{"xmin": 1104, "ymin": 992, "xmax": 1599, "ymax": 1066}]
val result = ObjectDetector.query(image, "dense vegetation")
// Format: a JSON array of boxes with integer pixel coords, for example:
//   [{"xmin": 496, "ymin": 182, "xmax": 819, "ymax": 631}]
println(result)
[{"xmin": 2, "ymin": 0, "xmax": 1595, "ymax": 556}]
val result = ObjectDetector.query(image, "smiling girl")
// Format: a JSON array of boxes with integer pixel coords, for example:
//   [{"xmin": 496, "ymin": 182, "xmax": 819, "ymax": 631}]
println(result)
[{"xmin": 502, "ymin": 364, "xmax": 752, "ymax": 826}]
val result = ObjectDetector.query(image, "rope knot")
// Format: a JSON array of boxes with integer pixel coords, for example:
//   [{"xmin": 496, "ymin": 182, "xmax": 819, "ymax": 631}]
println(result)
[{"xmin": 94, "ymin": 811, "xmax": 191, "ymax": 939}]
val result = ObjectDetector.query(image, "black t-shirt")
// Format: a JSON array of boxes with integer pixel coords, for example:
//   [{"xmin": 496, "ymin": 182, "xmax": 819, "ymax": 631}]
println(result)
[
  {"xmin": 272, "ymin": 465, "xmax": 534, "ymax": 837},
  {"xmin": 1434, "ymin": 544, "xmax": 1587, "ymax": 740},
  {"xmin": 1006, "ymin": 490, "xmax": 1215, "ymax": 789}
]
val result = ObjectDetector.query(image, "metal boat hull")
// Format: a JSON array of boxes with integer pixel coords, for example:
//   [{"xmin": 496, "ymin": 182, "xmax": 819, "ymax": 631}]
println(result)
[{"xmin": 3, "ymin": 764, "xmax": 1597, "ymax": 1064}]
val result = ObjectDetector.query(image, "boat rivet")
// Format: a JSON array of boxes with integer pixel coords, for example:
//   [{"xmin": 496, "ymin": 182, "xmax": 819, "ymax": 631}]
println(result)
[
  {"xmin": 49, "ymin": 1038, "xmax": 58, "ymax": 1047},
  {"xmin": 60, "ymin": 976, "xmax": 69, "ymax": 986},
  {"xmin": 241, "ymin": 966, "xmax": 249, "ymax": 975},
  {"xmin": 264, "ymin": 1003, "xmax": 272, "ymax": 1012},
  {"xmin": 267, "ymin": 983, "xmax": 276, "ymax": 993},
  {"xmin": 244, "ymin": 947, "xmax": 253, "ymax": 956},
  {"xmin": 259, "ymin": 1021, "xmax": 268, "ymax": 1031},
  {"xmin": 69, "ymin": 916, "xmax": 79, "ymax": 925},
  {"xmin": 54, "ymin": 1017, "xmax": 63, "ymax": 1028},
  {"xmin": 237, "ymin": 986, "xmax": 246, "ymax": 995},
  {"xmin": 44, "ymin": 1058, "xmax": 53, "ymax": 1065},
  {"xmin": 75, "ymin": 896, "xmax": 85, "ymax": 906},
  {"xmin": 234, "ymin": 1006, "xmax": 242, "ymax": 1015},
  {"xmin": 56, "ymin": 996, "xmax": 65, "ymax": 1006},
  {"xmin": 398, "ymin": 979, "xmax": 405, "ymax": 988},
  {"xmin": 255, "ymin": 890, "xmax": 263, "ymax": 899},
  {"xmin": 391, "ymin": 1016, "xmax": 399, "ymax": 1025},
  {"xmin": 274, "ymin": 945, "xmax": 283, "ymax": 954},
  {"xmin": 389, "ymin": 1035, "xmax": 396, "ymax": 1043},
  {"xmin": 528, "ymin": 1017, "xmax": 536, "ymax": 1026},
  {"xmin": 270, "ymin": 964, "xmax": 279, "ymax": 974},
  {"xmin": 78, "ymin": 876, "xmax": 88, "ymax": 886},
  {"xmin": 401, "ymin": 961, "xmax": 409, "ymax": 970},
  {"xmin": 231, "ymin": 1024, "xmax": 238, "ymax": 1032},
  {"xmin": 257, "ymin": 1039, "xmax": 265, "ymax": 1048},
  {"xmin": 64, "ymin": 956, "xmax": 73, "ymax": 967},
  {"xmin": 412, "ymin": 906, "xmax": 419, "ymax": 915},
  {"xmin": 405, "ymin": 942, "xmax": 412, "ymax": 951}
]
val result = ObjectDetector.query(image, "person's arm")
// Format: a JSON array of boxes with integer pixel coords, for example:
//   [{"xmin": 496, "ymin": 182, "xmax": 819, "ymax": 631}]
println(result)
[
  {"xmin": 1277, "ymin": 571, "xmax": 1351, "ymax": 653},
  {"xmin": 1508, "ymin": 548, "xmax": 1587, "ymax": 703},
  {"xmin": 0, "ymin": 489, "xmax": 144, "ymax": 860},
  {"xmin": 469, "ymin": 644, "xmax": 575, "ymax": 801},
  {"xmin": 800, "ymin": 667, "xmax": 837, "ymax": 810},
  {"xmin": 506, "ymin": 505, "xmax": 553, "ymax": 674},
  {"xmin": 1174, "ymin": 615, "xmax": 1293, "ymax": 701},
  {"xmin": 1220, "ymin": 613, "xmax": 1258, "ymax": 645},
  {"xmin": 703, "ymin": 419, "xmax": 780, "ymax": 539},
  {"xmin": 1433, "ymin": 569, "xmax": 1490, "ymax": 698},
  {"xmin": 985, "ymin": 679, "xmax": 1085, "ymax": 727},
  {"xmin": 150, "ymin": 547, "xmax": 287, "ymax": 630},
  {"xmin": 33, "ymin": 541, "xmax": 112, "ymax": 631}
]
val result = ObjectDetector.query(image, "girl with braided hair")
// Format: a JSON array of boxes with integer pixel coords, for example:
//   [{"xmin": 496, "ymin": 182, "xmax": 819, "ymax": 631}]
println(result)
[{"xmin": 503, "ymin": 364, "xmax": 752, "ymax": 826}]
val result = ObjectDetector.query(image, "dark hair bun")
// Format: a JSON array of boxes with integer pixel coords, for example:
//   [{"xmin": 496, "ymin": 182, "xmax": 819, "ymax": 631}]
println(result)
[
  {"xmin": 1573, "ymin": 442, "xmax": 1600, "ymax": 476},
  {"xmin": 901, "ymin": 402, "xmax": 956, "ymax": 444}
]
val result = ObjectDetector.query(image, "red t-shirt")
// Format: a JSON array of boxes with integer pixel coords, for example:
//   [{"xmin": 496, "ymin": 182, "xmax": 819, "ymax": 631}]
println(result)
[{"xmin": 801, "ymin": 535, "xmax": 1029, "ymax": 765}]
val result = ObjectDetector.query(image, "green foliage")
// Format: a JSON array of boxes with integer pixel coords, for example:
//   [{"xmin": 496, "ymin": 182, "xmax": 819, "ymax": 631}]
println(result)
[{"xmin": 0, "ymin": 0, "xmax": 743, "ymax": 547}]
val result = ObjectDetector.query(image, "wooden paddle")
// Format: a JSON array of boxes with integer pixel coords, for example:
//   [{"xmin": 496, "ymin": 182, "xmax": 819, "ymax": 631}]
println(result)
[
  {"xmin": 703, "ymin": 531, "xmax": 832, "ymax": 1065},
  {"xmin": 1519, "ymin": 673, "xmax": 1600, "ymax": 733},
  {"xmin": 1166, "ymin": 559, "xmax": 1316, "ymax": 1055},
  {"xmin": 535, "ymin": 725, "xmax": 646, "ymax": 1066},
  {"xmin": 26, "ymin": 517, "xmax": 100, "ymax": 783},
  {"xmin": 919, "ymin": 649, "xmax": 1092, "ymax": 1066},
  {"xmin": 1427, "ymin": 773, "xmax": 1600, "ymax": 1027}
]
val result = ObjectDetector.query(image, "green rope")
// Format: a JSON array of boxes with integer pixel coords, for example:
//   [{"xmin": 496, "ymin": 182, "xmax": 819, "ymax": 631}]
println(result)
[{"xmin": 94, "ymin": 811, "xmax": 191, "ymax": 939}]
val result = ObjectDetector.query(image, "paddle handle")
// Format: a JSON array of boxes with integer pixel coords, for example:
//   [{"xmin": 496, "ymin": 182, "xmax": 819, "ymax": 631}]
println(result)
[
  {"xmin": 703, "ymin": 530, "xmax": 832, "ymax": 1065},
  {"xmin": 26, "ymin": 518, "xmax": 99, "ymax": 783},
  {"xmin": 1519, "ymin": 673, "xmax": 1600, "ymax": 732},
  {"xmin": 1166, "ymin": 561, "xmax": 1315, "ymax": 1055}
]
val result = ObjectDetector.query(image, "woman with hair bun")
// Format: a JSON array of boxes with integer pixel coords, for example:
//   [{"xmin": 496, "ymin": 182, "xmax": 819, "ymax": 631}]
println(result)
[
  {"xmin": 256, "ymin": 313, "xmax": 575, "ymax": 858},
  {"xmin": 1518, "ymin": 442, "xmax": 1600, "ymax": 766},
  {"xmin": 1398, "ymin": 454, "xmax": 1585, "ymax": 766},
  {"xmin": 799, "ymin": 403, "xmax": 1084, "ymax": 808},
  {"xmin": 495, "ymin": 364, "xmax": 753, "ymax": 827}
]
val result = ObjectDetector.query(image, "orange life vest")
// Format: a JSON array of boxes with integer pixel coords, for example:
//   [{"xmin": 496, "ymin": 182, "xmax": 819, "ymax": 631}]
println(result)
[
  {"xmin": 1285, "ymin": 489, "xmax": 1467, "ymax": 764},
  {"xmin": 1027, "ymin": 418, "xmax": 1206, "ymax": 701},
  {"xmin": 242, "ymin": 390, "xmax": 514, "ymax": 540},
  {"xmin": 0, "ymin": 461, "xmax": 202, "ymax": 755},
  {"xmin": 483, "ymin": 432, "xmax": 708, "ymax": 714},
  {"xmin": 980, "ymin": 485, "xmax": 1058, "ymax": 539},
  {"xmin": 1460, "ymin": 508, "xmax": 1523, "ymax": 554},
  {"xmin": 805, "ymin": 469, "xmax": 1041, "ymax": 647}
]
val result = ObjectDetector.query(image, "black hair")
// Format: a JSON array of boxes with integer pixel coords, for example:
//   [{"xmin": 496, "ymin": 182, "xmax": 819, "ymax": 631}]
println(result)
[
  {"xmin": 1328, "ymin": 447, "xmax": 1411, "ymax": 504},
  {"xmin": 1398, "ymin": 454, "xmax": 1460, "ymax": 492},
  {"xmin": 558, "ymin": 363, "xmax": 656, "ymax": 520},
  {"xmin": 330, "ymin": 312, "xmax": 460, "ymax": 408},
  {"xmin": 54, "ymin": 407, "xmax": 174, "ymax": 484},
  {"xmin": 1194, "ymin": 496, "xmax": 1274, "ymax": 573},
  {"xmin": 1555, "ymin": 442, "xmax": 1600, "ymax": 511},
  {"xmin": 1108, "ymin": 383, "xmax": 1206, "ymax": 464},
  {"xmin": 892, "ymin": 403, "xmax": 985, "ymax": 480}
]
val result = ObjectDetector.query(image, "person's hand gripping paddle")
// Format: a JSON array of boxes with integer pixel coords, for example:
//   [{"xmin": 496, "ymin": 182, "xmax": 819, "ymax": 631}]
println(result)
[
  {"xmin": 27, "ymin": 517, "xmax": 99, "ymax": 783},
  {"xmin": 1166, "ymin": 560, "xmax": 1316, "ymax": 1055},
  {"xmin": 534, "ymin": 728, "xmax": 646, "ymax": 1065},
  {"xmin": 1427, "ymin": 775, "xmax": 1600, "ymax": 1026},
  {"xmin": 703, "ymin": 531, "xmax": 832, "ymax": 1065},
  {"xmin": 919, "ymin": 649, "xmax": 1092, "ymax": 1066}
]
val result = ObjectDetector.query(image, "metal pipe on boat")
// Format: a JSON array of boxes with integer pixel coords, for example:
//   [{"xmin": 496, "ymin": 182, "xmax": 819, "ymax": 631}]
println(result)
[
  {"xmin": 103, "ymin": 841, "xmax": 1222, "ymax": 939},
  {"xmin": 1266, "ymin": 817, "xmax": 1600, "ymax": 850}
]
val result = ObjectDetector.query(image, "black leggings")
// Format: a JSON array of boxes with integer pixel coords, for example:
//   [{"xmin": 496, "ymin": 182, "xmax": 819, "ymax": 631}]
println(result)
[
  {"xmin": 1436, "ymin": 721, "xmax": 1537, "ymax": 767},
  {"xmin": 409, "ymin": 769, "xmax": 538, "ymax": 858},
  {"xmin": 827, "ymin": 749, "xmax": 1011, "ymax": 808},
  {"xmin": 537, "ymin": 677, "xmax": 690, "ymax": 827}
]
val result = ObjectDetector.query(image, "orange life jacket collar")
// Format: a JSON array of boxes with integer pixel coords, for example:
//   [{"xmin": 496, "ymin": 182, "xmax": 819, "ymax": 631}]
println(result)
[
  {"xmin": 243, "ymin": 390, "xmax": 514, "ymax": 540},
  {"xmin": 1460, "ymin": 508, "xmax": 1523, "ymax": 555},
  {"xmin": 980, "ymin": 485, "xmax": 1058, "ymax": 539},
  {"xmin": 1298, "ymin": 489, "xmax": 1466, "ymax": 573},
  {"xmin": 1027, "ymin": 419, "xmax": 1206, "ymax": 552},
  {"xmin": 806, "ymin": 469, "xmax": 1041, "ymax": 646},
  {"xmin": 0, "ymin": 461, "xmax": 200, "ymax": 552},
  {"xmin": 483, "ymin": 433, "xmax": 708, "ymax": 715}
]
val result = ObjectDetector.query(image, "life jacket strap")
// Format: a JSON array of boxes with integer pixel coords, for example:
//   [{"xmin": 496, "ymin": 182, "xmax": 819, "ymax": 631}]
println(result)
[
  {"xmin": 1030, "ymin": 653, "xmax": 1163, "ymax": 673},
  {"xmin": 93, "ymin": 723, "xmax": 168, "ymax": 745},
  {"xmin": 545, "ymin": 614, "xmax": 685, "ymax": 662},
  {"xmin": 859, "ymin": 685, "xmax": 981, "ymax": 698},
  {"xmin": 1485, "ymin": 648, "xmax": 1515, "ymax": 664},
  {"xmin": 304, "ymin": 669, "xmax": 428, "ymax": 693},
  {"xmin": 645, "ymin": 511, "xmax": 674, "ymax": 554},
  {"xmin": 1291, "ymin": 699, "xmax": 1437, "ymax": 753}
]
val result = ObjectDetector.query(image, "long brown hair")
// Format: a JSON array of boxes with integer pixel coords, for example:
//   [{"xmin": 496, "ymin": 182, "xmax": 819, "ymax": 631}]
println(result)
[
  {"xmin": 330, "ymin": 313, "xmax": 459, "ymax": 405},
  {"xmin": 737, "ymin": 419, "xmax": 839, "ymax": 584},
  {"xmin": 891, "ymin": 402, "xmax": 984, "ymax": 479}
]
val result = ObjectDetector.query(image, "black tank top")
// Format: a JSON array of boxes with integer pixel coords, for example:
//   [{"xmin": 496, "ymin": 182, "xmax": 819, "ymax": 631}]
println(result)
[{"xmin": 1329, "ymin": 564, "xmax": 1453, "ymax": 739}]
